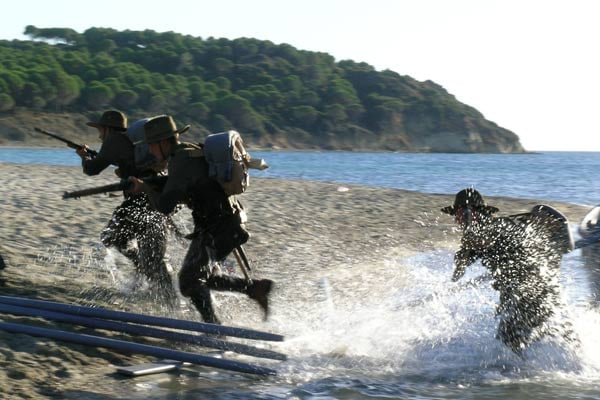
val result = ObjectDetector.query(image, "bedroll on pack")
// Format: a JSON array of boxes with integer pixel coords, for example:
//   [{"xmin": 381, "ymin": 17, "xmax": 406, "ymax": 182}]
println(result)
[
  {"xmin": 126, "ymin": 118, "xmax": 156, "ymax": 170},
  {"xmin": 204, "ymin": 130, "xmax": 267, "ymax": 196}
]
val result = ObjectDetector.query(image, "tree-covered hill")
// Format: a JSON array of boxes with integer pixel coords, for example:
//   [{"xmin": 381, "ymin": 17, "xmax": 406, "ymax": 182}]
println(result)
[{"xmin": 0, "ymin": 26, "xmax": 524, "ymax": 152}]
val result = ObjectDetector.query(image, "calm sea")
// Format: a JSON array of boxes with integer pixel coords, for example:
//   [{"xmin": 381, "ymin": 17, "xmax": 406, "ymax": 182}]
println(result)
[
  {"xmin": 1, "ymin": 148, "xmax": 599, "ymax": 206},
  {"xmin": 2, "ymin": 148, "xmax": 600, "ymax": 399}
]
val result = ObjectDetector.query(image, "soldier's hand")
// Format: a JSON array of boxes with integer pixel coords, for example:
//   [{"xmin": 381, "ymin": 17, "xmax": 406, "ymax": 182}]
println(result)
[
  {"xmin": 76, "ymin": 145, "xmax": 90, "ymax": 158},
  {"xmin": 127, "ymin": 177, "xmax": 144, "ymax": 194},
  {"xmin": 452, "ymin": 264, "xmax": 466, "ymax": 282}
]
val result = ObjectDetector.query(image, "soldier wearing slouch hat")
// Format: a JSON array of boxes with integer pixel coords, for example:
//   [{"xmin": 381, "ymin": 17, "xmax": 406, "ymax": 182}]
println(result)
[
  {"xmin": 442, "ymin": 188, "xmax": 575, "ymax": 353},
  {"xmin": 128, "ymin": 115, "xmax": 272, "ymax": 324},
  {"xmin": 76, "ymin": 110, "xmax": 177, "ymax": 305}
]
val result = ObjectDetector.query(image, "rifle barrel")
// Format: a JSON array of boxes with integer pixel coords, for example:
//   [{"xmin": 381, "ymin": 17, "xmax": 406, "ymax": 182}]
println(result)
[
  {"xmin": 62, "ymin": 176, "xmax": 165, "ymax": 200},
  {"xmin": 63, "ymin": 181, "xmax": 130, "ymax": 199},
  {"xmin": 34, "ymin": 127, "xmax": 98, "ymax": 157}
]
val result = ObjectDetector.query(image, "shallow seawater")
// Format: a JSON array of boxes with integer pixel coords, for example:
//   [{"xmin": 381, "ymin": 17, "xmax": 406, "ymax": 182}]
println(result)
[{"xmin": 54, "ymin": 243, "xmax": 600, "ymax": 400}]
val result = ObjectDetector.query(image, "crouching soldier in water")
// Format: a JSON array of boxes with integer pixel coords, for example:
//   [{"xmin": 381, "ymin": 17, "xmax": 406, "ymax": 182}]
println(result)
[
  {"xmin": 76, "ymin": 110, "xmax": 177, "ymax": 304},
  {"xmin": 441, "ymin": 188, "xmax": 574, "ymax": 354},
  {"xmin": 128, "ymin": 115, "xmax": 272, "ymax": 324}
]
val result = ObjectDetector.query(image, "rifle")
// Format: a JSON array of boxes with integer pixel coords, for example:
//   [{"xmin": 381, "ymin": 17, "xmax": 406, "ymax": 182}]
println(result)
[
  {"xmin": 34, "ymin": 127, "xmax": 98, "ymax": 157},
  {"xmin": 62, "ymin": 175, "xmax": 168, "ymax": 199}
]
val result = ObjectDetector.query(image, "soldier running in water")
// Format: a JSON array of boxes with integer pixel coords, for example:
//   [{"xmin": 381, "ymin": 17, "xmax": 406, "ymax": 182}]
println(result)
[
  {"xmin": 128, "ymin": 115, "xmax": 272, "ymax": 324},
  {"xmin": 76, "ymin": 110, "xmax": 177, "ymax": 305},
  {"xmin": 442, "ymin": 188, "xmax": 575, "ymax": 353}
]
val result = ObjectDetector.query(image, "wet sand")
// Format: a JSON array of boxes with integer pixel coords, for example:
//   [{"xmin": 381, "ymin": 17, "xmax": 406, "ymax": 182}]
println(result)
[{"xmin": 0, "ymin": 162, "xmax": 590, "ymax": 399}]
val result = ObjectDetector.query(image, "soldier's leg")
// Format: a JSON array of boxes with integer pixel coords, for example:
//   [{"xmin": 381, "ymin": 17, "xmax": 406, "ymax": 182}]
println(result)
[
  {"xmin": 497, "ymin": 316, "xmax": 528, "ymax": 354},
  {"xmin": 100, "ymin": 196, "xmax": 139, "ymax": 267},
  {"xmin": 178, "ymin": 236, "xmax": 220, "ymax": 324},
  {"xmin": 206, "ymin": 273, "xmax": 273, "ymax": 319},
  {"xmin": 137, "ymin": 215, "xmax": 177, "ymax": 305},
  {"xmin": 134, "ymin": 197, "xmax": 173, "ymax": 283},
  {"xmin": 205, "ymin": 212, "xmax": 272, "ymax": 318},
  {"xmin": 496, "ymin": 290, "xmax": 531, "ymax": 354},
  {"xmin": 497, "ymin": 284, "xmax": 557, "ymax": 354}
]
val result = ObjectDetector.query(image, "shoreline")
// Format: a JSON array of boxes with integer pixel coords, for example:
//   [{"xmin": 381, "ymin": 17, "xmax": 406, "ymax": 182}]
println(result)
[{"xmin": 0, "ymin": 162, "xmax": 590, "ymax": 274}]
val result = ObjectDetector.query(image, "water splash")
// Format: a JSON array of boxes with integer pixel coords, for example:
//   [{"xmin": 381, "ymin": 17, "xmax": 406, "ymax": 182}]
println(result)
[
  {"xmin": 17, "ymin": 225, "xmax": 600, "ymax": 398},
  {"xmin": 274, "ymin": 249, "xmax": 600, "ymax": 390}
]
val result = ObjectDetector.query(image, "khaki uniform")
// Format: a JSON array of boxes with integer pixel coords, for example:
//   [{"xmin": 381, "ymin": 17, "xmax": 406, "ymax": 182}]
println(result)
[
  {"xmin": 147, "ymin": 142, "xmax": 250, "ymax": 324},
  {"xmin": 81, "ymin": 130, "xmax": 175, "ymax": 302},
  {"xmin": 81, "ymin": 131, "xmax": 139, "ymax": 177}
]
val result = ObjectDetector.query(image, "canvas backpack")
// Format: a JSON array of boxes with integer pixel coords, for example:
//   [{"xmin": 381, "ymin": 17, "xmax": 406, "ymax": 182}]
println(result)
[
  {"xmin": 510, "ymin": 204, "xmax": 574, "ymax": 254},
  {"xmin": 125, "ymin": 118, "xmax": 156, "ymax": 170},
  {"xmin": 203, "ymin": 130, "xmax": 253, "ymax": 196}
]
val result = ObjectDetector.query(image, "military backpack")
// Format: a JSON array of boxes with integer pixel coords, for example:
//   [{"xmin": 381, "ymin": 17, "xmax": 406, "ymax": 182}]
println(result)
[
  {"xmin": 125, "ymin": 117, "xmax": 156, "ymax": 170},
  {"xmin": 204, "ymin": 130, "xmax": 267, "ymax": 196}
]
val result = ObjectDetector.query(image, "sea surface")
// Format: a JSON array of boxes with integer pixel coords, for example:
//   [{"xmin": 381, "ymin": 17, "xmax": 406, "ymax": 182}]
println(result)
[
  {"xmin": 2, "ymin": 148, "xmax": 600, "ymax": 399},
  {"xmin": 1, "ymin": 148, "xmax": 599, "ymax": 206}
]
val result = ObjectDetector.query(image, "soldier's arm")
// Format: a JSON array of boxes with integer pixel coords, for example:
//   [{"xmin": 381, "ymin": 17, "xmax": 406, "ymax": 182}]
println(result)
[
  {"xmin": 129, "ymin": 155, "xmax": 187, "ymax": 214},
  {"xmin": 81, "ymin": 154, "xmax": 110, "ymax": 176},
  {"xmin": 151, "ymin": 185, "xmax": 185, "ymax": 215},
  {"xmin": 452, "ymin": 247, "xmax": 477, "ymax": 281},
  {"xmin": 128, "ymin": 176, "xmax": 181, "ymax": 215},
  {"xmin": 80, "ymin": 136, "xmax": 118, "ymax": 176}
]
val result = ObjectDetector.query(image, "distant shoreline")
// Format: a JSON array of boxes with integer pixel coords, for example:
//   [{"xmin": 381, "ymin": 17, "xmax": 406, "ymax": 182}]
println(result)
[{"xmin": 2, "ymin": 144, "xmax": 596, "ymax": 154}]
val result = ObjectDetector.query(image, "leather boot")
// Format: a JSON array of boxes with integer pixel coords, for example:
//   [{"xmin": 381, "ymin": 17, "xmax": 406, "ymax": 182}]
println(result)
[{"xmin": 246, "ymin": 279, "xmax": 273, "ymax": 320}]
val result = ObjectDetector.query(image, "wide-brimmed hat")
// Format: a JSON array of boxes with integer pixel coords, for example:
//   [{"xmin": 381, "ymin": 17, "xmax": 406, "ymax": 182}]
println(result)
[
  {"xmin": 441, "ymin": 188, "xmax": 499, "ymax": 216},
  {"xmin": 86, "ymin": 110, "xmax": 127, "ymax": 131},
  {"xmin": 143, "ymin": 115, "xmax": 190, "ymax": 144}
]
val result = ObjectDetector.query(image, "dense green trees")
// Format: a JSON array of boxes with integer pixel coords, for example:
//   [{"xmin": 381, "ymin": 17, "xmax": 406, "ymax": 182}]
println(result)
[{"xmin": 0, "ymin": 26, "xmax": 520, "ymax": 151}]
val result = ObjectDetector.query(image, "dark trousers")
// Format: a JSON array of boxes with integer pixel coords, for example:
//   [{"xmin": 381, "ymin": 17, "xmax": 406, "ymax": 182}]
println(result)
[
  {"xmin": 495, "ymin": 269, "xmax": 570, "ymax": 353},
  {"xmin": 496, "ymin": 286, "xmax": 556, "ymax": 352},
  {"xmin": 178, "ymin": 232, "xmax": 249, "ymax": 324},
  {"xmin": 100, "ymin": 194, "xmax": 175, "ymax": 301}
]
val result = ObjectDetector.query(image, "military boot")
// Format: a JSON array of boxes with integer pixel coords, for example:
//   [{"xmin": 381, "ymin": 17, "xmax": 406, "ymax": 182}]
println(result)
[
  {"xmin": 188, "ymin": 286, "xmax": 221, "ymax": 325},
  {"xmin": 246, "ymin": 279, "xmax": 273, "ymax": 320}
]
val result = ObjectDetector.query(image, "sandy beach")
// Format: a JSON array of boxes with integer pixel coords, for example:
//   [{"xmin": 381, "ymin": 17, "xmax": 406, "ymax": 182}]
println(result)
[{"xmin": 0, "ymin": 161, "xmax": 591, "ymax": 399}]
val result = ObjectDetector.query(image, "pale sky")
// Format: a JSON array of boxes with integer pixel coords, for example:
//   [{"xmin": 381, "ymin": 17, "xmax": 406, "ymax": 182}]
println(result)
[{"xmin": 2, "ymin": 0, "xmax": 599, "ymax": 151}]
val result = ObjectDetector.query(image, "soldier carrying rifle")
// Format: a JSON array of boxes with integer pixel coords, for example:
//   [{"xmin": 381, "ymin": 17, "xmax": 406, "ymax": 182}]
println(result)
[
  {"xmin": 128, "ymin": 115, "xmax": 273, "ymax": 325},
  {"xmin": 74, "ymin": 110, "xmax": 178, "ymax": 305}
]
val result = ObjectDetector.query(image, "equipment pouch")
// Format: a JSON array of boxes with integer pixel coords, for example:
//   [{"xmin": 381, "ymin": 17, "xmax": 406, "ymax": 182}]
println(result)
[{"xmin": 209, "ymin": 212, "xmax": 250, "ymax": 261}]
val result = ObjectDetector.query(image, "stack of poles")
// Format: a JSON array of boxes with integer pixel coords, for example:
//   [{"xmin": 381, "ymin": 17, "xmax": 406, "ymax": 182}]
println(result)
[{"xmin": 0, "ymin": 295, "xmax": 285, "ymax": 376}]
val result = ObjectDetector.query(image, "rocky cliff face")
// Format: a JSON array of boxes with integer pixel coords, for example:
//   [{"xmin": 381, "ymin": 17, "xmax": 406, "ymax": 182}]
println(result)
[
  {"xmin": 0, "ymin": 109, "xmax": 525, "ymax": 153},
  {"xmin": 399, "ymin": 111, "xmax": 524, "ymax": 153}
]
